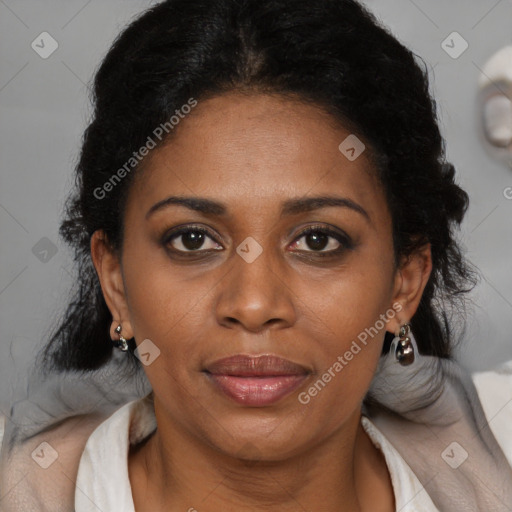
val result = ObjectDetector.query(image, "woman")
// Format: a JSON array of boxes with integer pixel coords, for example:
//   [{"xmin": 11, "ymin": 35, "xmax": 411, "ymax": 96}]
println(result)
[{"xmin": 0, "ymin": 0, "xmax": 511, "ymax": 510}]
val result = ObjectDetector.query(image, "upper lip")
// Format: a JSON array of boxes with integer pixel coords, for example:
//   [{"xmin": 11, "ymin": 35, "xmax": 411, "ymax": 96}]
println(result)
[{"xmin": 204, "ymin": 354, "xmax": 310, "ymax": 377}]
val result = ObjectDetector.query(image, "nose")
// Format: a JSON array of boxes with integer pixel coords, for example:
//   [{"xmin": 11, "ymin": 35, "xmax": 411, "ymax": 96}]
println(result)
[{"xmin": 215, "ymin": 244, "xmax": 297, "ymax": 333}]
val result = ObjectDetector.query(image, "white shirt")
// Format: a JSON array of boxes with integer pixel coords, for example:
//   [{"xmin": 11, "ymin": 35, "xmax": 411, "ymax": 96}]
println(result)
[
  {"xmin": 2, "ymin": 361, "xmax": 511, "ymax": 511},
  {"xmin": 74, "ymin": 397, "xmax": 442, "ymax": 511},
  {"xmin": 73, "ymin": 362, "xmax": 512, "ymax": 512}
]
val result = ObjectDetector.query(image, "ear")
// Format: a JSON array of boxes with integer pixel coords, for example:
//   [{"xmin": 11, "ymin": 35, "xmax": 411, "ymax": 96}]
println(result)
[
  {"xmin": 90, "ymin": 230, "xmax": 134, "ymax": 340},
  {"xmin": 386, "ymin": 243, "xmax": 433, "ymax": 336}
]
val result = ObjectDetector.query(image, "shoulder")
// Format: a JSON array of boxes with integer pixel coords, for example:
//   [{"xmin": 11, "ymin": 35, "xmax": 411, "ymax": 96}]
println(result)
[
  {"xmin": 471, "ymin": 359, "xmax": 512, "ymax": 467},
  {"xmin": 74, "ymin": 398, "xmax": 152, "ymax": 512},
  {"xmin": 0, "ymin": 411, "xmax": 110, "ymax": 512}
]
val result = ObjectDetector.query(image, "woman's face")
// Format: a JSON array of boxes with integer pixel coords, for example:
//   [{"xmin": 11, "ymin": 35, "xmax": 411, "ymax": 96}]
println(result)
[{"xmin": 96, "ymin": 92, "xmax": 416, "ymax": 459}]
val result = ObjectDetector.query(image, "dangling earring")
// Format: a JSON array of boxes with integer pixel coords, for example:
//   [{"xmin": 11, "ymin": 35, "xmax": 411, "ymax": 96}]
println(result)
[
  {"xmin": 113, "ymin": 324, "xmax": 129, "ymax": 352},
  {"xmin": 395, "ymin": 322, "xmax": 415, "ymax": 366}
]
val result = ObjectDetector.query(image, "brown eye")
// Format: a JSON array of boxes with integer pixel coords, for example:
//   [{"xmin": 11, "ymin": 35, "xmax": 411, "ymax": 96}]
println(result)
[
  {"xmin": 163, "ymin": 226, "xmax": 223, "ymax": 253},
  {"xmin": 290, "ymin": 226, "xmax": 354, "ymax": 254}
]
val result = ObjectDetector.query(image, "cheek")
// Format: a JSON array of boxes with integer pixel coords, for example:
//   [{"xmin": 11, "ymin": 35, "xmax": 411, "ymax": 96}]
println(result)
[
  {"xmin": 121, "ymin": 260, "xmax": 208, "ymax": 413},
  {"xmin": 121, "ymin": 230, "xmax": 205, "ymax": 331},
  {"xmin": 291, "ymin": 250, "xmax": 394, "ymax": 412},
  {"xmin": 301, "ymin": 252, "xmax": 395, "ymax": 349},
  {"xmin": 119, "ymin": 246, "xmax": 202, "ymax": 374},
  {"xmin": 293, "ymin": 289, "xmax": 391, "ymax": 436}
]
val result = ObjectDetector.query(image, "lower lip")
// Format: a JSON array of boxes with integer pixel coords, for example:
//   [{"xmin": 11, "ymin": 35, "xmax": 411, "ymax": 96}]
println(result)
[{"xmin": 205, "ymin": 373, "xmax": 308, "ymax": 406}]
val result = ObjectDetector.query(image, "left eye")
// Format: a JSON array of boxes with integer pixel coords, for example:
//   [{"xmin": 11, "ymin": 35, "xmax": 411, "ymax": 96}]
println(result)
[{"xmin": 290, "ymin": 227, "xmax": 350, "ymax": 253}]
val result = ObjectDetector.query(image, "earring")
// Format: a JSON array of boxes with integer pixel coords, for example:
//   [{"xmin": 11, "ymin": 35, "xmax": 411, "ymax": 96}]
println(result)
[
  {"xmin": 113, "ymin": 324, "xmax": 129, "ymax": 352},
  {"xmin": 395, "ymin": 323, "xmax": 415, "ymax": 366}
]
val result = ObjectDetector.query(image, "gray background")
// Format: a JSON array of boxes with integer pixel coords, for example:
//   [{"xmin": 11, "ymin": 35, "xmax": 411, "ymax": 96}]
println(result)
[{"xmin": 1, "ymin": 0, "xmax": 512, "ymax": 414}]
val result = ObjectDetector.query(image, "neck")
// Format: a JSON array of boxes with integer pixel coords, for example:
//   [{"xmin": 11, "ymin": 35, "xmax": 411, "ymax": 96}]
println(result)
[{"xmin": 128, "ymin": 400, "xmax": 394, "ymax": 512}]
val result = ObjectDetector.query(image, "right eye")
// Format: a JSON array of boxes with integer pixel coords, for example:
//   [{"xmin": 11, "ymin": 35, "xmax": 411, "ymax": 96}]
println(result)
[{"xmin": 162, "ymin": 225, "xmax": 223, "ymax": 254}]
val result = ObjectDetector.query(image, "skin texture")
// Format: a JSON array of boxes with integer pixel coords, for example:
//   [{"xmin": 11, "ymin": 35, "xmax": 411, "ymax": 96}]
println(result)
[{"xmin": 91, "ymin": 92, "xmax": 432, "ymax": 511}]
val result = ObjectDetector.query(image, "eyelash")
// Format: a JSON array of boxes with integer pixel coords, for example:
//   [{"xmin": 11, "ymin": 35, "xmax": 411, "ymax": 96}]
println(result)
[
  {"xmin": 293, "ymin": 225, "xmax": 354, "ymax": 256},
  {"xmin": 161, "ymin": 224, "xmax": 354, "ymax": 257}
]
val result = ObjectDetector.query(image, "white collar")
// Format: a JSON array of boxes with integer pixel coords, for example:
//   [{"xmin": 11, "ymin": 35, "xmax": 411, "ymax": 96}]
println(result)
[
  {"xmin": 75, "ymin": 394, "xmax": 156, "ymax": 512},
  {"xmin": 74, "ymin": 394, "xmax": 438, "ymax": 511}
]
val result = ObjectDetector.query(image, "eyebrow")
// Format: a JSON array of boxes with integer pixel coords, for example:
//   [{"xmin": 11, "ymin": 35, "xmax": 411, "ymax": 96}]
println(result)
[{"xmin": 145, "ymin": 195, "xmax": 371, "ymax": 222}]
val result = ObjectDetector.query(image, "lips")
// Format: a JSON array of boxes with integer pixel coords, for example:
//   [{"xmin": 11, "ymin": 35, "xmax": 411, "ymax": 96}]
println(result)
[
  {"xmin": 203, "ymin": 355, "xmax": 310, "ymax": 406},
  {"xmin": 205, "ymin": 354, "xmax": 309, "ymax": 376}
]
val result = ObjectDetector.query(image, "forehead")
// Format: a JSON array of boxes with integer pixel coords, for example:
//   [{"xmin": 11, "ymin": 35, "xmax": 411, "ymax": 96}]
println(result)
[{"xmin": 126, "ymin": 92, "xmax": 387, "ymax": 223}]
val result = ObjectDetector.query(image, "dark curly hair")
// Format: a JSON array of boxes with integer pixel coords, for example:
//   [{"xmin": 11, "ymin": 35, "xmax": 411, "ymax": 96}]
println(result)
[{"xmin": 39, "ymin": 0, "xmax": 478, "ymax": 376}]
